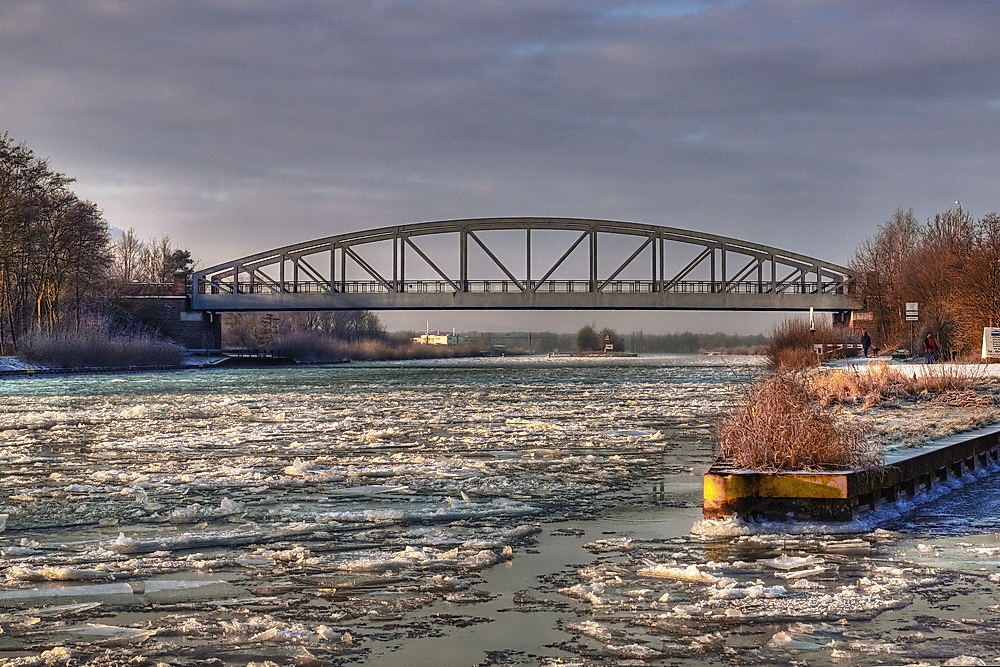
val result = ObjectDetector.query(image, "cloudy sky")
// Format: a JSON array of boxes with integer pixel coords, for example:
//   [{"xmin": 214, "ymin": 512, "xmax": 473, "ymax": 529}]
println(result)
[{"xmin": 3, "ymin": 1, "xmax": 999, "ymax": 333}]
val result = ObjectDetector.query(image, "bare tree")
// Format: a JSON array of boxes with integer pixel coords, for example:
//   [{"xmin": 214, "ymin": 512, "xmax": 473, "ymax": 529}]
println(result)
[
  {"xmin": 111, "ymin": 228, "xmax": 144, "ymax": 283},
  {"xmin": 850, "ymin": 208, "xmax": 920, "ymax": 349},
  {"xmin": 0, "ymin": 133, "xmax": 111, "ymax": 344},
  {"xmin": 854, "ymin": 205, "xmax": 1000, "ymax": 358}
]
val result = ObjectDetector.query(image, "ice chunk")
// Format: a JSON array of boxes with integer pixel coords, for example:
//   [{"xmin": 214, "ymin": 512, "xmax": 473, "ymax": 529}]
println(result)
[
  {"xmin": 760, "ymin": 555, "xmax": 824, "ymax": 570},
  {"xmin": 5, "ymin": 566, "xmax": 113, "ymax": 582},
  {"xmin": 40, "ymin": 647, "xmax": 75, "ymax": 662},
  {"xmin": 775, "ymin": 566, "xmax": 829, "ymax": 580},
  {"xmin": 584, "ymin": 536, "xmax": 633, "ymax": 552},
  {"xmin": 637, "ymin": 562, "xmax": 722, "ymax": 584},
  {"xmin": 604, "ymin": 643, "xmax": 663, "ymax": 659},
  {"xmin": 567, "ymin": 620, "xmax": 615, "ymax": 642},
  {"xmin": 219, "ymin": 497, "xmax": 244, "ymax": 515},
  {"xmin": 768, "ymin": 630, "xmax": 825, "ymax": 651},
  {"xmin": 690, "ymin": 516, "xmax": 751, "ymax": 537},
  {"xmin": 710, "ymin": 583, "xmax": 787, "ymax": 599}
]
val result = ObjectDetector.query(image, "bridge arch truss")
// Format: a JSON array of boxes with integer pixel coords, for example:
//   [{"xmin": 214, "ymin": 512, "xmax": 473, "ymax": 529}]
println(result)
[{"xmin": 190, "ymin": 217, "xmax": 858, "ymax": 313}]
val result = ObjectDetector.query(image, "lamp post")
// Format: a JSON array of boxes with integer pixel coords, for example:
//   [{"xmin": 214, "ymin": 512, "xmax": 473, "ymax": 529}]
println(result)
[{"xmin": 809, "ymin": 307, "xmax": 816, "ymax": 361}]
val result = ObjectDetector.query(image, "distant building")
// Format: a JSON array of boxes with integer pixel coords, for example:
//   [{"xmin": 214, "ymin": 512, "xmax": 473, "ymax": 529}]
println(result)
[{"xmin": 411, "ymin": 333, "xmax": 458, "ymax": 345}]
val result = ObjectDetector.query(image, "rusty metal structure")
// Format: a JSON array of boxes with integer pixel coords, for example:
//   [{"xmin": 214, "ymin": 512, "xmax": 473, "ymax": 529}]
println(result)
[{"xmin": 189, "ymin": 217, "xmax": 858, "ymax": 314}]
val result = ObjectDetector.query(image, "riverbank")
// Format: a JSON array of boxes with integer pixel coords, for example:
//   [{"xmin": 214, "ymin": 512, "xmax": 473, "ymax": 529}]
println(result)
[{"xmin": 0, "ymin": 353, "xmax": 232, "ymax": 377}]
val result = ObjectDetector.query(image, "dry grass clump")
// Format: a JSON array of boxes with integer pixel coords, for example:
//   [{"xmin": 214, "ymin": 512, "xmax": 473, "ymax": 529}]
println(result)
[
  {"xmin": 717, "ymin": 373, "xmax": 880, "ymax": 471},
  {"xmin": 810, "ymin": 363, "xmax": 907, "ymax": 407},
  {"xmin": 766, "ymin": 319, "xmax": 860, "ymax": 370},
  {"xmin": 810, "ymin": 362, "xmax": 980, "ymax": 407},
  {"xmin": 771, "ymin": 346, "xmax": 818, "ymax": 371},
  {"xmin": 766, "ymin": 320, "xmax": 817, "ymax": 370},
  {"xmin": 18, "ymin": 332, "xmax": 184, "ymax": 369},
  {"xmin": 909, "ymin": 365, "xmax": 981, "ymax": 393}
]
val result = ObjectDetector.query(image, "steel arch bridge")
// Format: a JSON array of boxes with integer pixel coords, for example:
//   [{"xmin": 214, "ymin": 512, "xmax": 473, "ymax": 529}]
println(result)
[{"xmin": 189, "ymin": 217, "xmax": 859, "ymax": 314}]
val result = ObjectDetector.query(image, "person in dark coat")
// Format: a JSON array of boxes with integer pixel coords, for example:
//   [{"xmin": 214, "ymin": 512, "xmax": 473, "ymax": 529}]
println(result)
[
  {"xmin": 924, "ymin": 332, "xmax": 939, "ymax": 363},
  {"xmin": 860, "ymin": 329, "xmax": 872, "ymax": 357}
]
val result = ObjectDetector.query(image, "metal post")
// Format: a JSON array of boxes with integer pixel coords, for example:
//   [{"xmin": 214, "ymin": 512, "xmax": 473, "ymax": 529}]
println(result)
[
  {"xmin": 590, "ymin": 227, "xmax": 598, "ymax": 292},
  {"xmin": 460, "ymin": 228, "xmax": 468, "ymax": 292}
]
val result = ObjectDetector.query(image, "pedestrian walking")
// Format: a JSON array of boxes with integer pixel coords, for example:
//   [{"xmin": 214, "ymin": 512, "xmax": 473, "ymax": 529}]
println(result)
[
  {"xmin": 924, "ymin": 332, "xmax": 939, "ymax": 364},
  {"xmin": 860, "ymin": 329, "xmax": 872, "ymax": 357}
]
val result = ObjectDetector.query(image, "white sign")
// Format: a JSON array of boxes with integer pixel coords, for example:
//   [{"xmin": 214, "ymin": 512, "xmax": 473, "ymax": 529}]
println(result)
[
  {"xmin": 982, "ymin": 327, "xmax": 1000, "ymax": 358},
  {"xmin": 905, "ymin": 301, "xmax": 918, "ymax": 321}
]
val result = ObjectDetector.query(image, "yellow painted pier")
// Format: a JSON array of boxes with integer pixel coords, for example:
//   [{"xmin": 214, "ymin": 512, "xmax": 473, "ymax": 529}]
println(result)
[{"xmin": 703, "ymin": 424, "xmax": 1000, "ymax": 521}]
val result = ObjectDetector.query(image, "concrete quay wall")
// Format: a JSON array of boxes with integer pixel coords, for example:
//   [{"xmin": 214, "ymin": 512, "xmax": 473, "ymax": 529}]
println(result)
[{"xmin": 703, "ymin": 424, "xmax": 1000, "ymax": 522}]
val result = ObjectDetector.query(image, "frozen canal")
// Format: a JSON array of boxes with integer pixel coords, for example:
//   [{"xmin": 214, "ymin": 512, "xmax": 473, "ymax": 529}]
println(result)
[{"xmin": 2, "ymin": 355, "xmax": 1000, "ymax": 666}]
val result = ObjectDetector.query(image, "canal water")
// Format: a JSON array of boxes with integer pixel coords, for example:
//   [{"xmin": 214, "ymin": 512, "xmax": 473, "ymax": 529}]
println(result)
[{"xmin": 1, "ymin": 355, "xmax": 999, "ymax": 665}]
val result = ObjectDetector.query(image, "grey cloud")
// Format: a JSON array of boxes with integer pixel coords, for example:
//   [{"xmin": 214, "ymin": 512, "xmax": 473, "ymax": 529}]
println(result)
[{"xmin": 2, "ymin": 0, "xmax": 998, "ymax": 320}]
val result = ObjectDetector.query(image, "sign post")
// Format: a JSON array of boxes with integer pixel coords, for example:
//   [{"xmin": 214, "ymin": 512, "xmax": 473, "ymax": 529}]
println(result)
[
  {"xmin": 982, "ymin": 327, "xmax": 1000, "ymax": 359},
  {"xmin": 905, "ymin": 302, "xmax": 918, "ymax": 358}
]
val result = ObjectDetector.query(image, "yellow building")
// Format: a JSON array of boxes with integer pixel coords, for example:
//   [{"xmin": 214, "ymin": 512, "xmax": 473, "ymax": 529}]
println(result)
[{"xmin": 411, "ymin": 334, "xmax": 458, "ymax": 345}]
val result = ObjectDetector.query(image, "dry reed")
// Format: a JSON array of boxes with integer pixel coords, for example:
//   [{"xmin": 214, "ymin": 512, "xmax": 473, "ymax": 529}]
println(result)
[
  {"xmin": 717, "ymin": 373, "xmax": 880, "ymax": 472},
  {"xmin": 810, "ymin": 362, "xmax": 980, "ymax": 407},
  {"xmin": 18, "ymin": 332, "xmax": 184, "ymax": 369}
]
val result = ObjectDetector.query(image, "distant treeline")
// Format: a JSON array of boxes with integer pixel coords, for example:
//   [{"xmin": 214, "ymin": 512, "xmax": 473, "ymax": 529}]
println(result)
[
  {"xmin": 462, "ymin": 330, "xmax": 766, "ymax": 354},
  {"xmin": 626, "ymin": 331, "xmax": 767, "ymax": 354}
]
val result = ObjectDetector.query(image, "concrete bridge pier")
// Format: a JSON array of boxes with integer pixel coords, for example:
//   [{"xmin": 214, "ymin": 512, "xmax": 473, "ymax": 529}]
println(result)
[{"xmin": 119, "ymin": 272, "xmax": 223, "ymax": 350}]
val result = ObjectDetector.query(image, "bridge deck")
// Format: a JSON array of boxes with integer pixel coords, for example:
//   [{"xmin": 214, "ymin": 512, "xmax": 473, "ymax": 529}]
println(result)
[{"xmin": 191, "ymin": 279, "xmax": 856, "ymax": 311}]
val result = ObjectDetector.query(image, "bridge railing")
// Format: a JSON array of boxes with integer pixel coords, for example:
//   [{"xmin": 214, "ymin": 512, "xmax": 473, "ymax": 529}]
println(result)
[{"xmin": 196, "ymin": 279, "xmax": 848, "ymax": 296}]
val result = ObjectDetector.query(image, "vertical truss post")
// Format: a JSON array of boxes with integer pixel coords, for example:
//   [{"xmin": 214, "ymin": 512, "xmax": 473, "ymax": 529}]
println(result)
[
  {"xmin": 330, "ymin": 245, "xmax": 337, "ymax": 293},
  {"xmin": 460, "ymin": 227, "xmax": 469, "ymax": 292},
  {"xmin": 339, "ymin": 246, "xmax": 346, "ymax": 292},
  {"xmin": 392, "ymin": 230, "xmax": 398, "ymax": 292},
  {"xmin": 658, "ymin": 235, "xmax": 664, "ymax": 292},
  {"xmin": 526, "ymin": 226, "xmax": 531, "ymax": 289},
  {"xmin": 590, "ymin": 226, "xmax": 598, "ymax": 292},
  {"xmin": 710, "ymin": 249, "xmax": 717, "ymax": 293},
  {"xmin": 651, "ymin": 233, "xmax": 657, "ymax": 291},
  {"xmin": 399, "ymin": 234, "xmax": 406, "ymax": 292},
  {"xmin": 721, "ymin": 243, "xmax": 728, "ymax": 291}
]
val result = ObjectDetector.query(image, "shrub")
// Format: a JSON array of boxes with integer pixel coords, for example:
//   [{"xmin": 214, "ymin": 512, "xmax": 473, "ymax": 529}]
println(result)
[
  {"xmin": 274, "ymin": 331, "xmax": 352, "ymax": 363},
  {"xmin": 717, "ymin": 373, "xmax": 879, "ymax": 471},
  {"xmin": 766, "ymin": 319, "xmax": 818, "ymax": 370},
  {"xmin": 766, "ymin": 319, "xmax": 861, "ymax": 370},
  {"xmin": 18, "ymin": 332, "xmax": 184, "ymax": 369}
]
